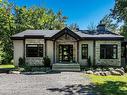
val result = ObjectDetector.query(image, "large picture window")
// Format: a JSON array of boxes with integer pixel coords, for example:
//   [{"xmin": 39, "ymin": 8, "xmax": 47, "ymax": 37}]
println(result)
[
  {"xmin": 100, "ymin": 44, "xmax": 117, "ymax": 59},
  {"xmin": 26, "ymin": 44, "xmax": 43, "ymax": 57},
  {"xmin": 81, "ymin": 44, "xmax": 88, "ymax": 59}
]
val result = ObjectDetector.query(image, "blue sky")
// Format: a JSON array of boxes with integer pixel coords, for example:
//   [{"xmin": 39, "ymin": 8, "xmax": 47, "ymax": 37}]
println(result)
[{"xmin": 8, "ymin": 0, "xmax": 115, "ymax": 29}]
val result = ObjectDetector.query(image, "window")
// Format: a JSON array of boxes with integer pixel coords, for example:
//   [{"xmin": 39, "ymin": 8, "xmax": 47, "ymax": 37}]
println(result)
[
  {"xmin": 26, "ymin": 44, "xmax": 43, "ymax": 57},
  {"xmin": 81, "ymin": 44, "xmax": 88, "ymax": 59},
  {"xmin": 100, "ymin": 44, "xmax": 117, "ymax": 59}
]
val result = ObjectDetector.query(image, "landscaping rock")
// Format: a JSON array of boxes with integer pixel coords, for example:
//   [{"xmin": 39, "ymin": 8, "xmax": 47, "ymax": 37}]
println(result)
[
  {"xmin": 100, "ymin": 71, "xmax": 105, "ymax": 76},
  {"xmin": 86, "ymin": 70, "xmax": 93, "ymax": 74},
  {"xmin": 9, "ymin": 71, "xmax": 20, "ymax": 74},
  {"xmin": 94, "ymin": 71, "xmax": 100, "ymax": 75},
  {"xmin": 103, "ymin": 71, "xmax": 111, "ymax": 76},
  {"xmin": 111, "ymin": 70, "xmax": 121, "ymax": 76},
  {"xmin": 115, "ymin": 69, "xmax": 125, "ymax": 75}
]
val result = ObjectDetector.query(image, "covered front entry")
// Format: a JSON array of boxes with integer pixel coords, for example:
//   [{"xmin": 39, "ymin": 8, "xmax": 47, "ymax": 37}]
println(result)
[
  {"xmin": 59, "ymin": 45, "xmax": 73, "ymax": 62},
  {"xmin": 52, "ymin": 27, "xmax": 81, "ymax": 63}
]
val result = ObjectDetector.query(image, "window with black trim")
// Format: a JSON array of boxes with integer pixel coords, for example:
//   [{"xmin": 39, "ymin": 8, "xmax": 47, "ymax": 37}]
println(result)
[
  {"xmin": 100, "ymin": 44, "xmax": 117, "ymax": 59},
  {"xmin": 81, "ymin": 44, "xmax": 88, "ymax": 59},
  {"xmin": 26, "ymin": 44, "xmax": 43, "ymax": 57}
]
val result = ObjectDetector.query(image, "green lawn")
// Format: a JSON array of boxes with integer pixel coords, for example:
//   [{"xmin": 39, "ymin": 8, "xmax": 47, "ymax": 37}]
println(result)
[
  {"xmin": 88, "ymin": 74, "xmax": 127, "ymax": 95},
  {"xmin": 0, "ymin": 64, "xmax": 15, "ymax": 69}
]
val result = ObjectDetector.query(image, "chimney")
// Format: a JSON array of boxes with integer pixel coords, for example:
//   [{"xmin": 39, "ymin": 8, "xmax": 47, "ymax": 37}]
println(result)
[{"xmin": 97, "ymin": 24, "xmax": 106, "ymax": 31}]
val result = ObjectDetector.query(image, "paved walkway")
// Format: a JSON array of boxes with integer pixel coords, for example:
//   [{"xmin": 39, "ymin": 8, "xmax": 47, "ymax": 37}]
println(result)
[{"xmin": 0, "ymin": 72, "xmax": 94, "ymax": 95}]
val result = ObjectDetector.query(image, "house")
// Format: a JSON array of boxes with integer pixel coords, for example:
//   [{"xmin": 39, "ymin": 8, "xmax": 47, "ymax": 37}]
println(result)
[{"xmin": 11, "ymin": 24, "xmax": 124, "ymax": 68}]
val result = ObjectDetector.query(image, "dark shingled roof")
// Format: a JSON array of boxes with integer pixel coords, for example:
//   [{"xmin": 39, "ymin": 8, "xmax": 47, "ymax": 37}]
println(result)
[{"xmin": 11, "ymin": 27, "xmax": 124, "ymax": 40}]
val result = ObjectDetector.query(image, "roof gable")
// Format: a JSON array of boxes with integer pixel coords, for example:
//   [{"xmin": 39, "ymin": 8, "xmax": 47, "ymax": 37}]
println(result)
[{"xmin": 51, "ymin": 27, "xmax": 81, "ymax": 40}]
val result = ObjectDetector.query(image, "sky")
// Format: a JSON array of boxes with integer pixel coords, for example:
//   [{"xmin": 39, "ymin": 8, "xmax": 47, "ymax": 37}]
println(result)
[{"xmin": 8, "ymin": 0, "xmax": 115, "ymax": 29}]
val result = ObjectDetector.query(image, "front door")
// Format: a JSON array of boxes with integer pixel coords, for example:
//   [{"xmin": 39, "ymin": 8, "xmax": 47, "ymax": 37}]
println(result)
[{"xmin": 59, "ymin": 45, "xmax": 73, "ymax": 62}]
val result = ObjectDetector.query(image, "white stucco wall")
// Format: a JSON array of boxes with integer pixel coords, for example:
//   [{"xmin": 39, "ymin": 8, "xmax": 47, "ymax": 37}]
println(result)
[
  {"xmin": 95, "ymin": 40, "xmax": 121, "ymax": 66},
  {"xmin": 47, "ymin": 40, "xmax": 53, "ymax": 63},
  {"xmin": 79, "ymin": 40, "xmax": 94, "ymax": 66},
  {"xmin": 13, "ymin": 40, "xmax": 24, "ymax": 66}
]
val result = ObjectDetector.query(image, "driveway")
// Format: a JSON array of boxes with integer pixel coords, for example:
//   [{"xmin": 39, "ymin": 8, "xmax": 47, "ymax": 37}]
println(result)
[{"xmin": 0, "ymin": 72, "xmax": 93, "ymax": 95}]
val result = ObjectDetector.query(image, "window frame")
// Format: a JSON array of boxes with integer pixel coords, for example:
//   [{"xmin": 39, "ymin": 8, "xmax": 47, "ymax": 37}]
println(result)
[
  {"xmin": 100, "ymin": 44, "xmax": 118, "ymax": 59},
  {"xmin": 81, "ymin": 44, "xmax": 88, "ymax": 59},
  {"xmin": 26, "ymin": 44, "xmax": 43, "ymax": 57}
]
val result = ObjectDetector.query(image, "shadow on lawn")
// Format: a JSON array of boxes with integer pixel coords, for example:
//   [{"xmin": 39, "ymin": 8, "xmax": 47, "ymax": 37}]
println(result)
[
  {"xmin": 93, "ymin": 81, "xmax": 127, "ymax": 95},
  {"xmin": 47, "ymin": 81, "xmax": 127, "ymax": 95}
]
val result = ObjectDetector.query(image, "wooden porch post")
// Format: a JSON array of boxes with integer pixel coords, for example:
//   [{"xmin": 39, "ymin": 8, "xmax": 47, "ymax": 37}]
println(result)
[
  {"xmin": 77, "ymin": 40, "xmax": 79, "ymax": 63},
  {"xmin": 53, "ymin": 40, "xmax": 55, "ymax": 63},
  {"xmin": 93, "ymin": 40, "xmax": 96, "ymax": 66},
  {"xmin": 44, "ymin": 39, "xmax": 47, "ymax": 57}
]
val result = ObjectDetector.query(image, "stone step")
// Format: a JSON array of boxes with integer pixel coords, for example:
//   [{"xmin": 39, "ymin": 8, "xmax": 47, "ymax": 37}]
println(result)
[{"xmin": 52, "ymin": 63, "xmax": 80, "ymax": 72}]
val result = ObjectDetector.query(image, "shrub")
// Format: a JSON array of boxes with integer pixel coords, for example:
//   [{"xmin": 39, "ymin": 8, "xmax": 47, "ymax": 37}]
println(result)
[
  {"xmin": 125, "ymin": 65, "xmax": 127, "ymax": 73},
  {"xmin": 18, "ymin": 57, "xmax": 25, "ymax": 67},
  {"xmin": 43, "ymin": 56, "xmax": 51, "ymax": 67},
  {"xmin": 24, "ymin": 65, "xmax": 32, "ymax": 72},
  {"xmin": 87, "ymin": 56, "xmax": 91, "ymax": 67}
]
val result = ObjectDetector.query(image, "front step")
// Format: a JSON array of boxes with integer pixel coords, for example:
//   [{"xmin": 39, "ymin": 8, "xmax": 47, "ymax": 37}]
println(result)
[{"xmin": 52, "ymin": 63, "xmax": 80, "ymax": 71}]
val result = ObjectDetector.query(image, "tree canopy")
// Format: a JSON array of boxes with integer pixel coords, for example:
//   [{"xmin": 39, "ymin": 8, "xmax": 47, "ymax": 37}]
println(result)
[
  {"xmin": 0, "ymin": 1, "xmax": 67, "ymax": 64},
  {"xmin": 100, "ymin": 14, "xmax": 118, "ymax": 33},
  {"xmin": 111, "ymin": 0, "xmax": 127, "ymax": 37}
]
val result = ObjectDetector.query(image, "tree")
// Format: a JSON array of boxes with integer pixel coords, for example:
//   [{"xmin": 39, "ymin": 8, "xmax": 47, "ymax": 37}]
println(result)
[
  {"xmin": 100, "ymin": 14, "xmax": 118, "ymax": 32},
  {"xmin": 0, "ymin": 1, "xmax": 68, "ymax": 64},
  {"xmin": 119, "ymin": 24, "xmax": 127, "ymax": 38},
  {"xmin": 87, "ymin": 22, "xmax": 96, "ymax": 31},
  {"xmin": 111, "ymin": 0, "xmax": 127, "ymax": 23},
  {"xmin": 111, "ymin": 0, "xmax": 127, "ymax": 37},
  {"xmin": 0, "ymin": 2, "xmax": 15, "ymax": 64},
  {"xmin": 68, "ymin": 23, "xmax": 79, "ymax": 31}
]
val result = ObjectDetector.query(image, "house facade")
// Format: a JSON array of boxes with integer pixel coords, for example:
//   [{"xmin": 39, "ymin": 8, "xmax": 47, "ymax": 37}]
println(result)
[{"xmin": 11, "ymin": 24, "xmax": 124, "ymax": 67}]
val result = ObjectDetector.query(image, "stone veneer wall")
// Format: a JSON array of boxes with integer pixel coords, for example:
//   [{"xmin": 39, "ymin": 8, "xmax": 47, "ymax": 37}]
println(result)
[
  {"xmin": 95, "ymin": 40, "xmax": 121, "ymax": 66},
  {"xmin": 25, "ymin": 39, "xmax": 45, "ymax": 66}
]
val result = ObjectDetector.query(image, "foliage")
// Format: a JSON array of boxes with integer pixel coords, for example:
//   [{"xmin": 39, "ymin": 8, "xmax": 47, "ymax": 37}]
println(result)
[
  {"xmin": 87, "ymin": 22, "xmax": 96, "ymax": 31},
  {"xmin": 88, "ymin": 74, "xmax": 127, "ymax": 95},
  {"xmin": 111, "ymin": 0, "xmax": 127, "ymax": 23},
  {"xmin": 87, "ymin": 56, "xmax": 91, "ymax": 67},
  {"xmin": 23, "ymin": 65, "xmax": 32, "ymax": 72},
  {"xmin": 43, "ymin": 56, "xmax": 51, "ymax": 67},
  {"xmin": 68, "ymin": 23, "xmax": 79, "ymax": 31},
  {"xmin": 0, "ymin": 1, "xmax": 67, "ymax": 64},
  {"xmin": 0, "ymin": 2, "xmax": 15, "ymax": 64},
  {"xmin": 119, "ymin": 23, "xmax": 127, "ymax": 38},
  {"xmin": 18, "ymin": 57, "xmax": 25, "ymax": 67},
  {"xmin": 100, "ymin": 14, "xmax": 118, "ymax": 32},
  {"xmin": 111, "ymin": 0, "xmax": 127, "ymax": 37}
]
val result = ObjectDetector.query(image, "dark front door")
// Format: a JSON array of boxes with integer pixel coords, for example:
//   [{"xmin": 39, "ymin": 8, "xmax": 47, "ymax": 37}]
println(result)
[{"xmin": 59, "ymin": 45, "xmax": 73, "ymax": 62}]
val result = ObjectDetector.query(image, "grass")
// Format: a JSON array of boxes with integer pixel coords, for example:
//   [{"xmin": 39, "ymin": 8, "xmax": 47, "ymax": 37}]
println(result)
[
  {"xmin": 0, "ymin": 64, "xmax": 15, "ymax": 69},
  {"xmin": 88, "ymin": 74, "xmax": 127, "ymax": 95}
]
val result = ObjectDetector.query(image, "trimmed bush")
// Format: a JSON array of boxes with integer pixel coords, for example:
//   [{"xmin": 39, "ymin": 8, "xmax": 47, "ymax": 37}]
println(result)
[
  {"xmin": 18, "ymin": 57, "xmax": 25, "ymax": 67},
  {"xmin": 87, "ymin": 56, "xmax": 92, "ymax": 67},
  {"xmin": 43, "ymin": 56, "xmax": 51, "ymax": 67}
]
